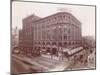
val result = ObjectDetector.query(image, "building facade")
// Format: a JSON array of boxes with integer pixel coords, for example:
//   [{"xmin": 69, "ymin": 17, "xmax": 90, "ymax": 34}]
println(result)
[
  {"xmin": 12, "ymin": 27, "xmax": 19, "ymax": 53},
  {"xmin": 19, "ymin": 12, "xmax": 82, "ymax": 56}
]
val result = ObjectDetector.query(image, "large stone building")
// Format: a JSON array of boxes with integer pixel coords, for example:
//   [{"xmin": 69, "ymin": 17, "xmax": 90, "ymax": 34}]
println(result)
[{"xmin": 19, "ymin": 12, "xmax": 82, "ymax": 56}]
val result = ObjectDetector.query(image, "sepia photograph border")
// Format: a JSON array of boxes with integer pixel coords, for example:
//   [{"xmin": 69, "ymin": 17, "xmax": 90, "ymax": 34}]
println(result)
[{"xmin": 10, "ymin": 0, "xmax": 96, "ymax": 75}]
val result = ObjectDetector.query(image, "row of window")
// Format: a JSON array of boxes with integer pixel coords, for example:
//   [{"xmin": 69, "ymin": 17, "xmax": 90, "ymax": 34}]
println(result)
[
  {"xmin": 34, "ymin": 41, "xmax": 80, "ymax": 46},
  {"xmin": 31, "ymin": 15, "xmax": 71, "ymax": 29},
  {"xmin": 33, "ymin": 23, "xmax": 80, "ymax": 32}
]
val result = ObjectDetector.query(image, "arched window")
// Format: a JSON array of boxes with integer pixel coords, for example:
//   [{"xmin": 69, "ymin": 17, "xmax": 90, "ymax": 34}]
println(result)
[
  {"xmin": 64, "ymin": 42, "xmax": 67, "ymax": 45},
  {"xmin": 42, "ymin": 42, "xmax": 45, "ymax": 45},
  {"xmin": 52, "ymin": 42, "xmax": 56, "ymax": 45},
  {"xmin": 59, "ymin": 42, "xmax": 62, "ymax": 46},
  {"xmin": 64, "ymin": 35, "xmax": 67, "ymax": 40}
]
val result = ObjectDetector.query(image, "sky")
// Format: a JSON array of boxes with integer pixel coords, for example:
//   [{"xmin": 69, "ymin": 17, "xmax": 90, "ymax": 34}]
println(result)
[{"xmin": 12, "ymin": 1, "xmax": 95, "ymax": 37}]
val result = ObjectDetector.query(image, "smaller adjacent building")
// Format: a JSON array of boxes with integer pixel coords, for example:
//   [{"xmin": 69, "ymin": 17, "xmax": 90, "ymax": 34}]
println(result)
[{"xmin": 12, "ymin": 27, "xmax": 19, "ymax": 53}]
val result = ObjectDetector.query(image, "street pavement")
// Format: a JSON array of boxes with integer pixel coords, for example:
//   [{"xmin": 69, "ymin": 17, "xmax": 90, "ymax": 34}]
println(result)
[
  {"xmin": 12, "ymin": 54, "xmax": 70, "ymax": 74},
  {"xmin": 11, "ymin": 57, "xmax": 31, "ymax": 74}
]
